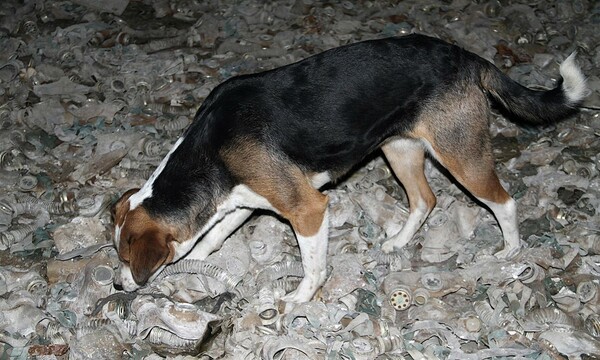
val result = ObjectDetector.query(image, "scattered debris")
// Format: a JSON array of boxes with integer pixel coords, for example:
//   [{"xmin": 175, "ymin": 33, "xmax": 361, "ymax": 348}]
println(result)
[{"xmin": 0, "ymin": 0, "xmax": 599, "ymax": 358}]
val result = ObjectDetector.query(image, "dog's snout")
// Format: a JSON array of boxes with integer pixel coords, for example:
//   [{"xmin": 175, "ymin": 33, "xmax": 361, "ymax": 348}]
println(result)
[
  {"xmin": 133, "ymin": 276, "xmax": 148, "ymax": 287},
  {"xmin": 114, "ymin": 263, "xmax": 142, "ymax": 292}
]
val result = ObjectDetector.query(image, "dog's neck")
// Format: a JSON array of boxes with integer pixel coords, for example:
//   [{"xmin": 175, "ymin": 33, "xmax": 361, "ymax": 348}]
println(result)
[{"xmin": 142, "ymin": 142, "xmax": 235, "ymax": 241}]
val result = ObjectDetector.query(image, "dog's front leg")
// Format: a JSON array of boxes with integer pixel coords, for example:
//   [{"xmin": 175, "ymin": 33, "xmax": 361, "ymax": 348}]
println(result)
[
  {"xmin": 282, "ymin": 207, "xmax": 329, "ymax": 303},
  {"xmin": 380, "ymin": 139, "xmax": 437, "ymax": 253},
  {"xmin": 220, "ymin": 142, "xmax": 331, "ymax": 304},
  {"xmin": 186, "ymin": 208, "xmax": 253, "ymax": 260}
]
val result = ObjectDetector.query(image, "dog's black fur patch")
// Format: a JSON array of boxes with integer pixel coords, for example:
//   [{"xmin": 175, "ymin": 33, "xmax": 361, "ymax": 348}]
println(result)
[{"xmin": 143, "ymin": 34, "xmax": 578, "ymax": 221}]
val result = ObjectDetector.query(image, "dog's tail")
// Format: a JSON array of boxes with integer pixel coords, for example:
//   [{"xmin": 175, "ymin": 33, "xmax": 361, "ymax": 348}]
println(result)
[{"xmin": 480, "ymin": 53, "xmax": 588, "ymax": 124}]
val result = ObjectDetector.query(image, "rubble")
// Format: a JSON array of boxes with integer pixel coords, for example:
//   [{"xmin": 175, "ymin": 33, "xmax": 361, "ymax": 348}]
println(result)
[{"xmin": 0, "ymin": 0, "xmax": 599, "ymax": 358}]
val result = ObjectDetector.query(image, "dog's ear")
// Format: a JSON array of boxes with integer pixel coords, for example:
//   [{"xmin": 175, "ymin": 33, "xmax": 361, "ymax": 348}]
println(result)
[
  {"xmin": 112, "ymin": 188, "xmax": 140, "ymax": 224},
  {"xmin": 128, "ymin": 230, "xmax": 175, "ymax": 285}
]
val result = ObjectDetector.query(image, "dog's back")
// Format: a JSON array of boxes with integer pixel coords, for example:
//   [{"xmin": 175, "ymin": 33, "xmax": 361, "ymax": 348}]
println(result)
[{"xmin": 189, "ymin": 35, "xmax": 485, "ymax": 175}]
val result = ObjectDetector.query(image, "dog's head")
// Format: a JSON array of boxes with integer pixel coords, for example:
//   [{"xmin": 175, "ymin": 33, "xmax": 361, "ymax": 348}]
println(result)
[{"xmin": 112, "ymin": 189, "xmax": 175, "ymax": 291}]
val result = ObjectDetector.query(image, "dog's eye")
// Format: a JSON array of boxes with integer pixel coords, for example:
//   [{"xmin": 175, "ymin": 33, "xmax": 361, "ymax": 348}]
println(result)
[
  {"xmin": 111, "ymin": 203, "xmax": 118, "ymax": 223},
  {"xmin": 118, "ymin": 236, "xmax": 132, "ymax": 263},
  {"xmin": 118, "ymin": 248, "xmax": 130, "ymax": 264}
]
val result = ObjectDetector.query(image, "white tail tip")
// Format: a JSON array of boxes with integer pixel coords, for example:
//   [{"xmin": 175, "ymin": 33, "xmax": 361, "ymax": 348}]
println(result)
[{"xmin": 559, "ymin": 52, "xmax": 589, "ymax": 104}]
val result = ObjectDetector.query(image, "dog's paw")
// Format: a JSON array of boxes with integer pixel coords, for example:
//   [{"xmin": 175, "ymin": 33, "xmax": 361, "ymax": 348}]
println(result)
[
  {"xmin": 280, "ymin": 290, "xmax": 299, "ymax": 303},
  {"xmin": 381, "ymin": 240, "xmax": 397, "ymax": 254},
  {"xmin": 494, "ymin": 245, "xmax": 521, "ymax": 260},
  {"xmin": 280, "ymin": 290, "xmax": 310, "ymax": 313},
  {"xmin": 279, "ymin": 298, "xmax": 299, "ymax": 313}
]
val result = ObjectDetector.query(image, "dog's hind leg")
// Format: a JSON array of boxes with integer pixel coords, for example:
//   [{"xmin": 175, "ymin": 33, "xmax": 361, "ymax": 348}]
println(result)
[
  {"xmin": 430, "ymin": 147, "xmax": 520, "ymax": 259},
  {"xmin": 413, "ymin": 87, "xmax": 521, "ymax": 259},
  {"xmin": 380, "ymin": 139, "xmax": 437, "ymax": 253}
]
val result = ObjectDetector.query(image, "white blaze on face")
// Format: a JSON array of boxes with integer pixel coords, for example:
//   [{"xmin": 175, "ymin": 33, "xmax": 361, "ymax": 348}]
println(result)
[
  {"xmin": 113, "ymin": 198, "xmax": 131, "ymax": 249},
  {"xmin": 114, "ymin": 222, "xmax": 123, "ymax": 248}
]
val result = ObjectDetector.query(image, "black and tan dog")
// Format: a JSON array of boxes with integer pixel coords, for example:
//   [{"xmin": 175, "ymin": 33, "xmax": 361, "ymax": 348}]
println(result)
[{"xmin": 112, "ymin": 34, "xmax": 587, "ymax": 302}]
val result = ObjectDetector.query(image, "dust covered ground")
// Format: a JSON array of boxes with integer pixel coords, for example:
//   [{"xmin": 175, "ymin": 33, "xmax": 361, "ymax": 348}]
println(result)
[{"xmin": 1, "ymin": 0, "xmax": 600, "ymax": 359}]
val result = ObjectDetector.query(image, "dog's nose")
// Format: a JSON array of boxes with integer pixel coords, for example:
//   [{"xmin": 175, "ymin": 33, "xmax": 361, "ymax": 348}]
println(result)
[{"xmin": 113, "ymin": 282, "xmax": 123, "ymax": 291}]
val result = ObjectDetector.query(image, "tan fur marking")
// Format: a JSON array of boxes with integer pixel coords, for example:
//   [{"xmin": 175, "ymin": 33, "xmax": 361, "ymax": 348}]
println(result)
[
  {"xmin": 114, "ymin": 188, "xmax": 191, "ymax": 245},
  {"xmin": 121, "ymin": 206, "xmax": 174, "ymax": 283},
  {"xmin": 221, "ymin": 139, "xmax": 328, "ymax": 237},
  {"xmin": 288, "ymin": 191, "xmax": 328, "ymax": 236},
  {"xmin": 117, "ymin": 206, "xmax": 150, "ymax": 261},
  {"xmin": 417, "ymin": 82, "xmax": 491, "ymax": 162},
  {"xmin": 411, "ymin": 82, "xmax": 512, "ymax": 205}
]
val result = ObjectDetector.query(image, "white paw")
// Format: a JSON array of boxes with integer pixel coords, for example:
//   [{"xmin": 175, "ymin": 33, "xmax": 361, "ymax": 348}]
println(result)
[
  {"xmin": 381, "ymin": 240, "xmax": 397, "ymax": 254},
  {"xmin": 281, "ymin": 290, "xmax": 300, "ymax": 303},
  {"xmin": 281, "ymin": 289, "xmax": 311, "ymax": 304},
  {"xmin": 279, "ymin": 297, "xmax": 300, "ymax": 313}
]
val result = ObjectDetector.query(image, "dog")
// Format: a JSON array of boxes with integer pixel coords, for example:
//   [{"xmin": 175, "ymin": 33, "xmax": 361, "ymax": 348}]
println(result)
[{"xmin": 112, "ymin": 34, "xmax": 587, "ymax": 303}]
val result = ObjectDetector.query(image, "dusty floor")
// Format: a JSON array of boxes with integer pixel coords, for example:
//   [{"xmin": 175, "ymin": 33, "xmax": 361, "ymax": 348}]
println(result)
[{"xmin": 1, "ymin": 0, "xmax": 600, "ymax": 359}]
